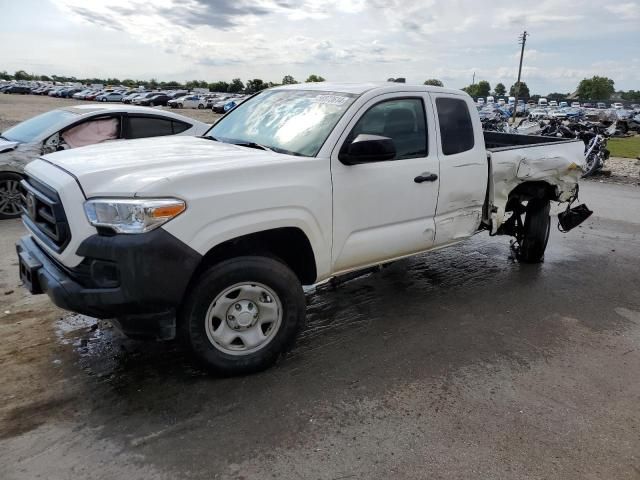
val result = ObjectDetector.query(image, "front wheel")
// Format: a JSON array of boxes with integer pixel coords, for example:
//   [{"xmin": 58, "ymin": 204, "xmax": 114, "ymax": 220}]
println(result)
[
  {"xmin": 180, "ymin": 256, "xmax": 306, "ymax": 375},
  {"xmin": 0, "ymin": 172, "xmax": 24, "ymax": 220},
  {"xmin": 101, "ymin": 98, "xmax": 107, "ymax": 102},
  {"xmin": 517, "ymin": 199, "xmax": 551, "ymax": 263},
  {"xmin": 197, "ymin": 104, "xmax": 204, "ymax": 109}
]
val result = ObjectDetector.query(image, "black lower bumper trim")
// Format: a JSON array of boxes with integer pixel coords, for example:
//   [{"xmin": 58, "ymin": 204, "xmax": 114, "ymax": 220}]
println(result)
[{"xmin": 16, "ymin": 229, "xmax": 202, "ymax": 338}]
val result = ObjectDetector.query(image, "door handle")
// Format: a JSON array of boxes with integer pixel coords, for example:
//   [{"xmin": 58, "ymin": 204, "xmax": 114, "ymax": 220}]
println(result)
[{"xmin": 414, "ymin": 172, "xmax": 438, "ymax": 183}]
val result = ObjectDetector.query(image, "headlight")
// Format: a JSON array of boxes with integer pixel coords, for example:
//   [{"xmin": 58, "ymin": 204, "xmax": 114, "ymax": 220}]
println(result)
[{"xmin": 84, "ymin": 198, "xmax": 186, "ymax": 234}]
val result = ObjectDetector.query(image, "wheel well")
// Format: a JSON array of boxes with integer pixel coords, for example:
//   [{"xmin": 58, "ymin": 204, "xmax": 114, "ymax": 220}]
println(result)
[
  {"xmin": 195, "ymin": 227, "xmax": 317, "ymax": 285},
  {"xmin": 506, "ymin": 181, "xmax": 557, "ymax": 210}
]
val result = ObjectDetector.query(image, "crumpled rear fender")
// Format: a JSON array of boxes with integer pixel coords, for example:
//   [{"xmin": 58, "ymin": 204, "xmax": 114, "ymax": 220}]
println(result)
[{"xmin": 489, "ymin": 141, "xmax": 585, "ymax": 232}]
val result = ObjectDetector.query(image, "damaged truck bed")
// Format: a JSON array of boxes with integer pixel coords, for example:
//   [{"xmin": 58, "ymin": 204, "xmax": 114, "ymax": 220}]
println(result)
[{"xmin": 483, "ymin": 131, "xmax": 586, "ymax": 234}]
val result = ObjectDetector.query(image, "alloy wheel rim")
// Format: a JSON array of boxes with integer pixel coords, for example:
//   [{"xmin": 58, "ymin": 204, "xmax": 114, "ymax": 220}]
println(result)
[{"xmin": 0, "ymin": 179, "xmax": 22, "ymax": 216}]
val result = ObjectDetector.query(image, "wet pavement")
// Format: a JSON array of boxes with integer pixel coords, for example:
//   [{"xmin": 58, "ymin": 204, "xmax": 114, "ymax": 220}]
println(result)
[{"xmin": 1, "ymin": 181, "xmax": 639, "ymax": 479}]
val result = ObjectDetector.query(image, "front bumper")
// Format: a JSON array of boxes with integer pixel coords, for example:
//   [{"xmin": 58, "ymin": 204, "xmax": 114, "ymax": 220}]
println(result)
[{"xmin": 16, "ymin": 229, "xmax": 202, "ymax": 339}]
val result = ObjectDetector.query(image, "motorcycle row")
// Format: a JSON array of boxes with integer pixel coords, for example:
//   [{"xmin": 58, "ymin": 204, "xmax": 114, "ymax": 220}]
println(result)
[{"xmin": 479, "ymin": 105, "xmax": 640, "ymax": 177}]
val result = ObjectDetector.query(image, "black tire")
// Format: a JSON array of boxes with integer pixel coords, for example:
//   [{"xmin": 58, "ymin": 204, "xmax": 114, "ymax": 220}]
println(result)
[
  {"xmin": 0, "ymin": 172, "xmax": 24, "ymax": 220},
  {"xmin": 517, "ymin": 199, "xmax": 551, "ymax": 263},
  {"xmin": 197, "ymin": 104, "xmax": 204, "ymax": 109},
  {"xmin": 180, "ymin": 256, "xmax": 306, "ymax": 375}
]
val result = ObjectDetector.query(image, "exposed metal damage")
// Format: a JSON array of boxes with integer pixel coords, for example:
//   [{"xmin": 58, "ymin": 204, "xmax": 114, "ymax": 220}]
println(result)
[{"xmin": 488, "ymin": 140, "xmax": 586, "ymax": 233}]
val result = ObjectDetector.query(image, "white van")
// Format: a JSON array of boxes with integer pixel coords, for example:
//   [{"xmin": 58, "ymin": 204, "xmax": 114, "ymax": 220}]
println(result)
[
  {"xmin": 486, "ymin": 96, "xmax": 495, "ymax": 104},
  {"xmin": 538, "ymin": 98, "xmax": 548, "ymax": 107}
]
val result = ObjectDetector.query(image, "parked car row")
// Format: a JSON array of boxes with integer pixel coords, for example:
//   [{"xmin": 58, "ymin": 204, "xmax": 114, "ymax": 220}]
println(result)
[
  {"xmin": 1, "ymin": 81, "xmax": 254, "ymax": 114},
  {"xmin": 477, "ymin": 96, "xmax": 638, "ymax": 111}
]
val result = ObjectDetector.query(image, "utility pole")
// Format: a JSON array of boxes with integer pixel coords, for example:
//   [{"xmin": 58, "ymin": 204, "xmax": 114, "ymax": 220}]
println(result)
[
  {"xmin": 472, "ymin": 72, "xmax": 475, "ymax": 85},
  {"xmin": 512, "ymin": 30, "xmax": 528, "ymax": 123}
]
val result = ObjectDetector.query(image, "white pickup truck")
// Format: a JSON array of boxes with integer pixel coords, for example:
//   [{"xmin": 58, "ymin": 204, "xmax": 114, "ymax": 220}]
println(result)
[{"xmin": 16, "ymin": 83, "xmax": 589, "ymax": 375}]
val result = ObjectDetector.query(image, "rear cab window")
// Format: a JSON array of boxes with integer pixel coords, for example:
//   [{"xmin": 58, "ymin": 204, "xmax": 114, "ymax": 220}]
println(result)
[{"xmin": 435, "ymin": 97, "xmax": 474, "ymax": 155}]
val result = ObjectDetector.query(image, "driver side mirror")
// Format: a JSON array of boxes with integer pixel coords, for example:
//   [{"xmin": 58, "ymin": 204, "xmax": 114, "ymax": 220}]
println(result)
[{"xmin": 339, "ymin": 134, "xmax": 396, "ymax": 165}]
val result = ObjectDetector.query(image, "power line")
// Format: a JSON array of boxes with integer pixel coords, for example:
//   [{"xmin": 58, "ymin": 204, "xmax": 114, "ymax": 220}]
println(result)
[{"xmin": 512, "ymin": 30, "xmax": 528, "ymax": 123}]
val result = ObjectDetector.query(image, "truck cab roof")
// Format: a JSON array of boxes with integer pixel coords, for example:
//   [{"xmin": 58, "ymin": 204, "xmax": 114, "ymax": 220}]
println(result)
[{"xmin": 272, "ymin": 82, "xmax": 465, "ymax": 97}]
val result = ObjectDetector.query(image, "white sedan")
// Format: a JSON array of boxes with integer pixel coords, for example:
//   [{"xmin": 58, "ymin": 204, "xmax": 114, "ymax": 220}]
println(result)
[
  {"xmin": 169, "ymin": 95, "xmax": 207, "ymax": 109},
  {"xmin": 0, "ymin": 104, "xmax": 210, "ymax": 218}
]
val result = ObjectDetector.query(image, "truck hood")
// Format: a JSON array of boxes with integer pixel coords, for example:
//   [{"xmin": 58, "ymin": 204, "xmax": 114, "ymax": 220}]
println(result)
[{"xmin": 38, "ymin": 135, "xmax": 273, "ymax": 197}]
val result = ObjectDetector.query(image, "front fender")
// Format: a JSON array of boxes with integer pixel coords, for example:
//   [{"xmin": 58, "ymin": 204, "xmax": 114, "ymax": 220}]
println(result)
[{"xmin": 162, "ymin": 206, "xmax": 331, "ymax": 281}]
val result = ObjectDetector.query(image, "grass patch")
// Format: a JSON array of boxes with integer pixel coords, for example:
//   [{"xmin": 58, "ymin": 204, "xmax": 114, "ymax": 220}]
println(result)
[{"xmin": 609, "ymin": 135, "xmax": 640, "ymax": 159}]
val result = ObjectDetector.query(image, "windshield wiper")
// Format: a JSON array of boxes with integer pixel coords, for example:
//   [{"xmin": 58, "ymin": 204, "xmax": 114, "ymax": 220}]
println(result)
[
  {"xmin": 201, "ymin": 135, "xmax": 220, "ymax": 142},
  {"xmin": 234, "ymin": 141, "xmax": 273, "ymax": 152}
]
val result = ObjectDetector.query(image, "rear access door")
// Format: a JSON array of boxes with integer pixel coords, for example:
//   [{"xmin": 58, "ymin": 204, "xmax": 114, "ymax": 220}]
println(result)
[
  {"xmin": 330, "ymin": 92, "xmax": 440, "ymax": 274},
  {"xmin": 428, "ymin": 93, "xmax": 488, "ymax": 245}
]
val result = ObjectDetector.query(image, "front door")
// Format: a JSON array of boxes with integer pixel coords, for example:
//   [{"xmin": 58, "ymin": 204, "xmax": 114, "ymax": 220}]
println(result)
[{"xmin": 330, "ymin": 93, "xmax": 440, "ymax": 274}]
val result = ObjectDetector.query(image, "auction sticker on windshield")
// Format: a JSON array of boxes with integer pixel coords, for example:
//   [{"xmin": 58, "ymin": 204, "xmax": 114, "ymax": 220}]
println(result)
[{"xmin": 313, "ymin": 95, "xmax": 350, "ymax": 106}]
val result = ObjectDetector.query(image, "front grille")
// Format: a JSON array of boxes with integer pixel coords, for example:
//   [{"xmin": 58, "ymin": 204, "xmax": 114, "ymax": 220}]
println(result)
[{"xmin": 19, "ymin": 177, "xmax": 71, "ymax": 252}]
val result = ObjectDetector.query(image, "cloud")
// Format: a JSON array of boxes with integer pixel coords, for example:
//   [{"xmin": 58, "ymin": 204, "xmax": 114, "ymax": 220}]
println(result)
[
  {"xmin": 605, "ymin": 2, "xmax": 640, "ymax": 19},
  {"xmin": 7, "ymin": 0, "xmax": 634, "ymax": 93},
  {"xmin": 156, "ymin": 0, "xmax": 272, "ymax": 29}
]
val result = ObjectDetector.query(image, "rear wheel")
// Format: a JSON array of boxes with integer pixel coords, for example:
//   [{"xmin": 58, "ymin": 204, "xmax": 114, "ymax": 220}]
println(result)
[
  {"xmin": 197, "ymin": 104, "xmax": 204, "ymax": 109},
  {"xmin": 517, "ymin": 199, "xmax": 551, "ymax": 263},
  {"xmin": 180, "ymin": 256, "xmax": 306, "ymax": 375},
  {"xmin": 0, "ymin": 172, "xmax": 24, "ymax": 220}
]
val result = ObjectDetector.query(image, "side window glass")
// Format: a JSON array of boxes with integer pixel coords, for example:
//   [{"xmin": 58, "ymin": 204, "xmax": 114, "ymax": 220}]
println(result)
[
  {"xmin": 172, "ymin": 121, "xmax": 191, "ymax": 134},
  {"xmin": 127, "ymin": 117, "xmax": 174, "ymax": 139},
  {"xmin": 346, "ymin": 98, "xmax": 427, "ymax": 160},
  {"xmin": 60, "ymin": 116, "xmax": 120, "ymax": 148},
  {"xmin": 436, "ymin": 97, "xmax": 474, "ymax": 155}
]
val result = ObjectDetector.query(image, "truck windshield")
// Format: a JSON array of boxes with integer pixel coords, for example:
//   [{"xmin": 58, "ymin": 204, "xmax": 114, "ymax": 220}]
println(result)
[
  {"xmin": 2, "ymin": 109, "xmax": 77, "ymax": 143},
  {"xmin": 206, "ymin": 90, "xmax": 357, "ymax": 157}
]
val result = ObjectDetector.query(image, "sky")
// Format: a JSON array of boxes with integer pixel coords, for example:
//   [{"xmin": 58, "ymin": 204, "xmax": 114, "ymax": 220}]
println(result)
[{"xmin": 1, "ymin": 0, "xmax": 639, "ymax": 94}]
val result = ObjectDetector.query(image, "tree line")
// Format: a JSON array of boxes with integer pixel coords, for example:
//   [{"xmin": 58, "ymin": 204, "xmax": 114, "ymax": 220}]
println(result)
[
  {"xmin": 2, "ymin": 69, "xmax": 637, "ymax": 101},
  {"xmin": 456, "ymin": 75, "xmax": 638, "ymax": 101}
]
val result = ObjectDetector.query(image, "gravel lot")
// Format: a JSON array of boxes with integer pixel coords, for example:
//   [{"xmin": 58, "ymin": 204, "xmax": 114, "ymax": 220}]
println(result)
[{"xmin": 1, "ymin": 93, "xmax": 639, "ymax": 480}]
